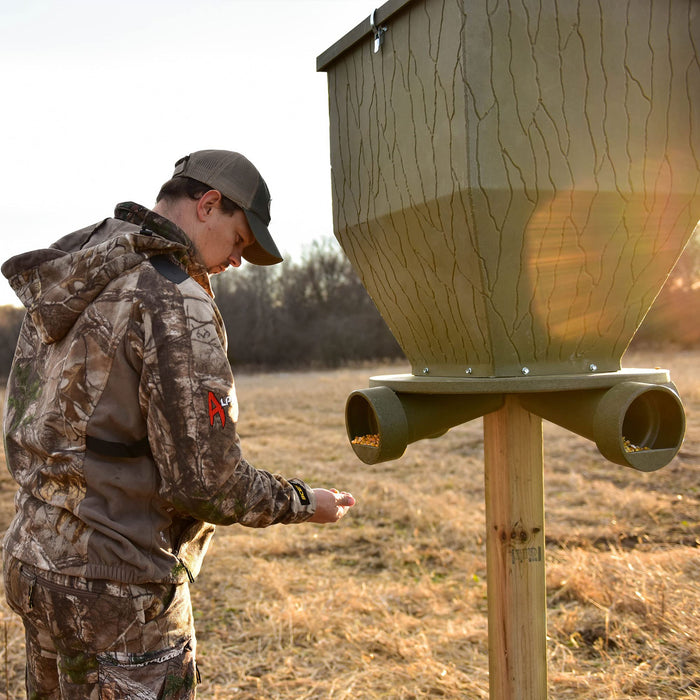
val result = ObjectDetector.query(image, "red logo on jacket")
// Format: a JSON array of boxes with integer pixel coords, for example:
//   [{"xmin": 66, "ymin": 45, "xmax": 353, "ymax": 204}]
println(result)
[{"xmin": 208, "ymin": 391, "xmax": 232, "ymax": 428}]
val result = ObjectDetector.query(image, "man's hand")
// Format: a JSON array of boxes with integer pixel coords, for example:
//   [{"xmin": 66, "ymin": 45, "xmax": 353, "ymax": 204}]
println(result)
[{"xmin": 308, "ymin": 488, "xmax": 356, "ymax": 523}]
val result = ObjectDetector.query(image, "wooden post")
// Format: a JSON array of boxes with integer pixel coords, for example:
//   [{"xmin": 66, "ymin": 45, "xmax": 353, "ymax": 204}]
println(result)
[{"xmin": 483, "ymin": 395, "xmax": 547, "ymax": 699}]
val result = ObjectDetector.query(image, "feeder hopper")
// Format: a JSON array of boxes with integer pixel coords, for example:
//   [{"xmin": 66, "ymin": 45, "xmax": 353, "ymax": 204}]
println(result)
[{"xmin": 318, "ymin": 0, "xmax": 699, "ymax": 469}]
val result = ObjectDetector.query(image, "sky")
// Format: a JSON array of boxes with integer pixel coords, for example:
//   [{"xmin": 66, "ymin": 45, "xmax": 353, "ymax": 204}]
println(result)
[{"xmin": 0, "ymin": 0, "xmax": 377, "ymax": 308}]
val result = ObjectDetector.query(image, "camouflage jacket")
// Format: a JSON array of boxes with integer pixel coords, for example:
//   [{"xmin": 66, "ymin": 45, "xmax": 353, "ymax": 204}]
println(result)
[{"xmin": 1, "ymin": 203, "xmax": 316, "ymax": 584}]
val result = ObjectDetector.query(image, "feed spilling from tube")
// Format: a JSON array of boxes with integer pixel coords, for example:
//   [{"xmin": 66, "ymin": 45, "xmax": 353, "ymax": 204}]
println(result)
[
  {"xmin": 519, "ymin": 382, "xmax": 685, "ymax": 472},
  {"xmin": 345, "ymin": 387, "xmax": 504, "ymax": 465}
]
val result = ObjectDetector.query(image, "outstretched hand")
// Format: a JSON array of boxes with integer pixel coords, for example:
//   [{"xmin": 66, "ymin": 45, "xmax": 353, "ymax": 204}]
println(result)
[{"xmin": 308, "ymin": 488, "xmax": 356, "ymax": 523}]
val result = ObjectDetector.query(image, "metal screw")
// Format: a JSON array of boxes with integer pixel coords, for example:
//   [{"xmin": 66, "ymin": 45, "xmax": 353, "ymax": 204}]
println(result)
[
  {"xmin": 422, "ymin": 367, "xmax": 430, "ymax": 375},
  {"xmin": 521, "ymin": 367, "xmax": 530, "ymax": 375},
  {"xmin": 465, "ymin": 368, "xmax": 472, "ymax": 375},
  {"xmin": 589, "ymin": 364, "xmax": 598, "ymax": 372}
]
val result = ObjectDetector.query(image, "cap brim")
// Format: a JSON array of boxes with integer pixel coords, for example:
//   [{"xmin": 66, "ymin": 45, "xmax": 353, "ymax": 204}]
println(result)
[{"xmin": 242, "ymin": 210, "xmax": 283, "ymax": 266}]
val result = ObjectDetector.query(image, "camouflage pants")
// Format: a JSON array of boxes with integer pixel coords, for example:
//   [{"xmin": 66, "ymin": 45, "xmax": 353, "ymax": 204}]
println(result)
[{"xmin": 3, "ymin": 556, "xmax": 198, "ymax": 699}]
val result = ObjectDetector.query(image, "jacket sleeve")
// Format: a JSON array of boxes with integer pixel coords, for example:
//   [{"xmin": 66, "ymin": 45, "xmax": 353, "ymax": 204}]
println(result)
[{"xmin": 135, "ymin": 279, "xmax": 316, "ymax": 527}]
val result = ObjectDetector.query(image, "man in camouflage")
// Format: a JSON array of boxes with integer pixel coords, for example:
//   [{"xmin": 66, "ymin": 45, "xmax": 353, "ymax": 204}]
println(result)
[{"xmin": 1, "ymin": 150, "xmax": 355, "ymax": 699}]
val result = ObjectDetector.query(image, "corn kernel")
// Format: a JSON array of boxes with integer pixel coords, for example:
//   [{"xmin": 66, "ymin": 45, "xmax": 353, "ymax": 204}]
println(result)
[
  {"xmin": 623, "ymin": 437, "xmax": 650, "ymax": 453},
  {"xmin": 352, "ymin": 434, "xmax": 380, "ymax": 447}
]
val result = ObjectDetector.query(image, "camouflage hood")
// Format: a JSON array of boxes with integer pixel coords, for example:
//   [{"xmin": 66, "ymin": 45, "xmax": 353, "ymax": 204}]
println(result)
[
  {"xmin": 1, "ymin": 203, "xmax": 203, "ymax": 345},
  {"xmin": 2, "ymin": 235, "xmax": 187, "ymax": 345}
]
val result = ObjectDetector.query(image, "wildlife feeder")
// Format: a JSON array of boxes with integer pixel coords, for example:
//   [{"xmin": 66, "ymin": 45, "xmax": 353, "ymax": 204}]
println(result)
[{"xmin": 318, "ymin": 0, "xmax": 700, "ymax": 697}]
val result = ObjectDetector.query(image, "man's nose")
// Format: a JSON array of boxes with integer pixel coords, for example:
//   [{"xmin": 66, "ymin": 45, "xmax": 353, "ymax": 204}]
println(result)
[{"xmin": 228, "ymin": 254, "xmax": 242, "ymax": 268}]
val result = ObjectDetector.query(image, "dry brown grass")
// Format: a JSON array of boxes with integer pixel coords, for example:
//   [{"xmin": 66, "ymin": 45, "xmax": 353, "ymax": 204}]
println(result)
[{"xmin": 0, "ymin": 349, "xmax": 698, "ymax": 698}]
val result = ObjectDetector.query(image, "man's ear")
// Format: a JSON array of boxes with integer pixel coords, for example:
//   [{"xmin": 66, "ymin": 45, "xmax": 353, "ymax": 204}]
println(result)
[{"xmin": 195, "ymin": 190, "xmax": 223, "ymax": 222}]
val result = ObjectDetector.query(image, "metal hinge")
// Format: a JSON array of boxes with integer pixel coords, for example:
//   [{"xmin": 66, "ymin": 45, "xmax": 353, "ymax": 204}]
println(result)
[{"xmin": 370, "ymin": 9, "xmax": 387, "ymax": 53}]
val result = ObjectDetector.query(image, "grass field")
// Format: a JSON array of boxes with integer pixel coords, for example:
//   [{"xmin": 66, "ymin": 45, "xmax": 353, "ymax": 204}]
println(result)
[{"xmin": 0, "ymin": 348, "xmax": 698, "ymax": 698}]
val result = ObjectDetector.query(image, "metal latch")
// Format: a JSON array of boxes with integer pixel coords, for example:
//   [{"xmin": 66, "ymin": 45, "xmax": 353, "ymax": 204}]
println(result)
[{"xmin": 370, "ymin": 9, "xmax": 387, "ymax": 53}]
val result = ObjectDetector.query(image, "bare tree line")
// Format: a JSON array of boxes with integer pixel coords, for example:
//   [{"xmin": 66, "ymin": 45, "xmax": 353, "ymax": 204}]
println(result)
[{"xmin": 211, "ymin": 239, "xmax": 403, "ymax": 369}]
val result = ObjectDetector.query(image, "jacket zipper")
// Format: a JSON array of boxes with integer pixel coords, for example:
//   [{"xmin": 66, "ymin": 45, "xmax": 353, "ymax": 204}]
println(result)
[
  {"xmin": 174, "ymin": 555, "xmax": 195, "ymax": 583},
  {"xmin": 21, "ymin": 566, "xmax": 101, "ymax": 607}
]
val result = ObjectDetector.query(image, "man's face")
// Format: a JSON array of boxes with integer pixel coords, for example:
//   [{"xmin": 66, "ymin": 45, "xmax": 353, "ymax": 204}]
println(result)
[{"xmin": 197, "ymin": 206, "xmax": 256, "ymax": 274}]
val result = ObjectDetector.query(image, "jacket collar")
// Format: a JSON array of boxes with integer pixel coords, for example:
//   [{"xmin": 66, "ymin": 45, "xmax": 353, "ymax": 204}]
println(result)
[
  {"xmin": 114, "ymin": 202, "xmax": 213, "ymax": 297},
  {"xmin": 115, "ymin": 202, "xmax": 190, "ymax": 246}
]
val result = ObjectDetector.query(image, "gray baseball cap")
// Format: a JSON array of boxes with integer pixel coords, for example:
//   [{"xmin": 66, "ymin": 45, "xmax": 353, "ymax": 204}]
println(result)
[{"xmin": 172, "ymin": 150, "xmax": 283, "ymax": 266}]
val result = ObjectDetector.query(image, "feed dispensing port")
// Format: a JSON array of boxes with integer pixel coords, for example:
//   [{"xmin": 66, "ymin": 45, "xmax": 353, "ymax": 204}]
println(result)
[
  {"xmin": 346, "ymin": 386, "xmax": 504, "ymax": 465},
  {"xmin": 519, "ymin": 381, "xmax": 685, "ymax": 472}
]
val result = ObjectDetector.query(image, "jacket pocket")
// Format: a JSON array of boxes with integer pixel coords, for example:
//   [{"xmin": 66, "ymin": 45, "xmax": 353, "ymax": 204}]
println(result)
[
  {"xmin": 97, "ymin": 639, "xmax": 197, "ymax": 699},
  {"xmin": 3, "ymin": 558, "xmax": 33, "ymax": 616}
]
